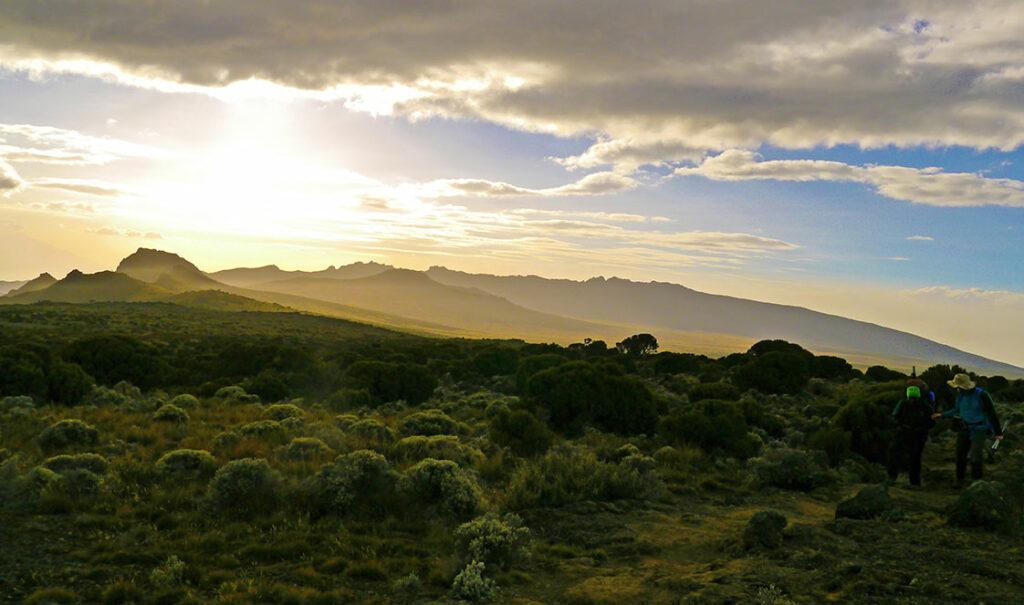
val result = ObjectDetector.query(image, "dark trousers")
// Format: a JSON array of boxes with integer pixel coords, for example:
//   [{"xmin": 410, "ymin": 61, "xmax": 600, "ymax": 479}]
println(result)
[
  {"xmin": 955, "ymin": 429, "xmax": 989, "ymax": 483},
  {"xmin": 887, "ymin": 430, "xmax": 928, "ymax": 486}
]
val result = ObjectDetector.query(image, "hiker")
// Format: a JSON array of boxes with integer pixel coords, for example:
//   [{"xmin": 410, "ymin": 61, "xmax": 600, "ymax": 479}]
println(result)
[
  {"xmin": 932, "ymin": 373, "xmax": 1004, "ymax": 485},
  {"xmin": 887, "ymin": 384, "xmax": 935, "ymax": 486}
]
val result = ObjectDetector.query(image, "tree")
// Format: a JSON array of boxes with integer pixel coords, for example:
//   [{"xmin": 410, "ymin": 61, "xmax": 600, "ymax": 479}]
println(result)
[
  {"xmin": 658, "ymin": 399, "xmax": 760, "ymax": 459},
  {"xmin": 615, "ymin": 333, "xmax": 659, "ymax": 357},
  {"xmin": 813, "ymin": 355, "xmax": 858, "ymax": 381},
  {"xmin": 864, "ymin": 365, "xmax": 905, "ymax": 382},
  {"xmin": 733, "ymin": 352, "xmax": 812, "ymax": 395}
]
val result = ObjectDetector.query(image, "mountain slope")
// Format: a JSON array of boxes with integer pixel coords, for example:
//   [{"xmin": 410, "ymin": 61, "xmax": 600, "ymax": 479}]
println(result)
[
  {"xmin": 3, "ymin": 273, "xmax": 57, "ymax": 297},
  {"xmin": 117, "ymin": 248, "xmax": 222, "ymax": 291},
  {"xmin": 249, "ymin": 268, "xmax": 613, "ymax": 341},
  {"xmin": 426, "ymin": 267, "xmax": 1024, "ymax": 376},
  {"xmin": 211, "ymin": 261, "xmax": 391, "ymax": 289},
  {"xmin": 0, "ymin": 280, "xmax": 28, "ymax": 296},
  {"xmin": 1, "ymin": 270, "xmax": 170, "ymax": 303}
]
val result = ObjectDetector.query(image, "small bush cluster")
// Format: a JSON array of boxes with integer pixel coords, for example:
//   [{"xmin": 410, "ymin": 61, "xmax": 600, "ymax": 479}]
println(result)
[
  {"xmin": 400, "ymin": 458, "xmax": 485, "ymax": 520},
  {"xmin": 214, "ymin": 385, "xmax": 260, "ymax": 405},
  {"xmin": 282, "ymin": 437, "xmax": 332, "ymax": 461},
  {"xmin": 348, "ymin": 418, "xmax": 396, "ymax": 446},
  {"xmin": 397, "ymin": 410, "xmax": 464, "ymax": 436},
  {"xmin": 751, "ymin": 448, "xmax": 830, "ymax": 491},
  {"xmin": 391, "ymin": 435, "xmax": 483, "ymax": 467},
  {"xmin": 264, "ymin": 403, "xmax": 304, "ymax": 421},
  {"xmin": 155, "ymin": 449, "xmax": 217, "ymax": 479},
  {"xmin": 38, "ymin": 419, "xmax": 99, "ymax": 452},
  {"xmin": 307, "ymin": 450, "xmax": 399, "ymax": 517},
  {"xmin": 41, "ymin": 453, "xmax": 109, "ymax": 475},
  {"xmin": 658, "ymin": 399, "xmax": 761, "ymax": 459},
  {"xmin": 455, "ymin": 513, "xmax": 530, "ymax": 570},
  {"xmin": 450, "ymin": 560, "xmax": 496, "ymax": 602},
  {"xmin": 488, "ymin": 408, "xmax": 553, "ymax": 457},
  {"xmin": 169, "ymin": 393, "xmax": 200, "ymax": 409},
  {"xmin": 153, "ymin": 403, "xmax": 190, "ymax": 423},
  {"xmin": 205, "ymin": 458, "xmax": 282, "ymax": 517}
]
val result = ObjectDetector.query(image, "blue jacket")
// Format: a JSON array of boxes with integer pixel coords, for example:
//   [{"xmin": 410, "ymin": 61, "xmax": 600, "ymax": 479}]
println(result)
[{"xmin": 941, "ymin": 387, "xmax": 1003, "ymax": 435}]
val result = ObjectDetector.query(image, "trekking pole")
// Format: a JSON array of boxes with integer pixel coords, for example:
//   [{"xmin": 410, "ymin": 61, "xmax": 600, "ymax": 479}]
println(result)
[{"xmin": 991, "ymin": 420, "xmax": 1010, "ymax": 452}]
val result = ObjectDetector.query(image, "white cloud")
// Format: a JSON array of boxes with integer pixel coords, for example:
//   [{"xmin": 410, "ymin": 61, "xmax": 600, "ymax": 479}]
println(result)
[
  {"xmin": 676, "ymin": 150, "xmax": 1024, "ymax": 208},
  {"xmin": 89, "ymin": 227, "xmax": 162, "ymax": 239},
  {"xmin": 0, "ymin": 2, "xmax": 1022, "ymax": 170},
  {"xmin": 907, "ymin": 286, "xmax": 1024, "ymax": 306},
  {"xmin": 906, "ymin": 235, "xmax": 935, "ymax": 241},
  {"xmin": 0, "ymin": 158, "xmax": 24, "ymax": 194},
  {"xmin": 0, "ymin": 123, "xmax": 161, "ymax": 165},
  {"xmin": 32, "ymin": 178, "xmax": 128, "ymax": 197},
  {"xmin": 424, "ymin": 171, "xmax": 637, "ymax": 198}
]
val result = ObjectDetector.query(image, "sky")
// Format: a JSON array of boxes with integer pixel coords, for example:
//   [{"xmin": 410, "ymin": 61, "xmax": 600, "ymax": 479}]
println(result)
[{"xmin": 1, "ymin": 1, "xmax": 1023, "ymax": 365}]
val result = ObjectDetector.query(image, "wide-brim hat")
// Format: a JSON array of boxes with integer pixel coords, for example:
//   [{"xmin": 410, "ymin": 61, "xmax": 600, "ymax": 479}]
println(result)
[{"xmin": 947, "ymin": 373, "xmax": 976, "ymax": 390}]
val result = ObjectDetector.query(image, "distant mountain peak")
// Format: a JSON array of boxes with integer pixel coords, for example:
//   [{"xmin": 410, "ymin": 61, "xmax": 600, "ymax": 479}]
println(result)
[{"xmin": 117, "ymin": 248, "xmax": 200, "ymax": 271}]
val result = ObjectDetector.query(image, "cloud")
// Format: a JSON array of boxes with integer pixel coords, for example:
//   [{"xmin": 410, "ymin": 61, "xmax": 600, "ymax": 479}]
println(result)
[
  {"xmin": 1, "ymin": 2, "xmax": 1022, "ymax": 171},
  {"xmin": 906, "ymin": 235, "xmax": 934, "ymax": 241},
  {"xmin": 906, "ymin": 286, "xmax": 1024, "ymax": 306},
  {"xmin": 425, "ymin": 171, "xmax": 637, "ymax": 198},
  {"xmin": 89, "ymin": 227, "xmax": 162, "ymax": 239},
  {"xmin": 32, "ymin": 178, "xmax": 127, "ymax": 197},
  {"xmin": 676, "ymin": 149, "xmax": 1024, "ymax": 208},
  {"xmin": 0, "ymin": 123, "xmax": 160, "ymax": 165},
  {"xmin": 0, "ymin": 158, "xmax": 25, "ymax": 194}
]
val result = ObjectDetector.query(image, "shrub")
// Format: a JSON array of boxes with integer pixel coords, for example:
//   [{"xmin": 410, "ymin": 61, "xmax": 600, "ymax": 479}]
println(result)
[
  {"xmin": 153, "ymin": 404, "xmax": 189, "ymax": 423},
  {"xmin": 327, "ymin": 388, "xmax": 373, "ymax": 411},
  {"xmin": 472, "ymin": 348, "xmax": 519, "ymax": 377},
  {"xmin": 488, "ymin": 408, "xmax": 553, "ymax": 458},
  {"xmin": 392, "ymin": 573, "xmax": 422, "ymax": 600},
  {"xmin": 24, "ymin": 588, "xmax": 80, "ymax": 605},
  {"xmin": 43, "ymin": 468, "xmax": 104, "ymax": 504},
  {"xmin": 450, "ymin": 561, "xmax": 496, "ymax": 602},
  {"xmin": 689, "ymin": 382, "xmax": 741, "ymax": 402},
  {"xmin": 751, "ymin": 448, "xmax": 830, "ymax": 491},
  {"xmin": 515, "ymin": 354, "xmax": 568, "ymax": 392},
  {"xmin": 343, "ymin": 361, "xmax": 437, "ymax": 406},
  {"xmin": 865, "ymin": 365, "xmax": 905, "ymax": 382},
  {"xmin": 734, "ymin": 352, "xmax": 812, "ymax": 395},
  {"xmin": 264, "ymin": 403, "xmax": 304, "ymax": 421},
  {"xmin": 82, "ymin": 386, "xmax": 132, "ymax": 408},
  {"xmin": 527, "ymin": 361, "xmax": 658, "ymax": 435},
  {"xmin": 238, "ymin": 420, "xmax": 287, "ymax": 442},
  {"xmin": 38, "ymin": 419, "xmax": 99, "ymax": 452},
  {"xmin": 400, "ymin": 458, "xmax": 484, "ymax": 520},
  {"xmin": 504, "ymin": 445, "xmax": 663, "ymax": 510},
  {"xmin": 348, "ymin": 419, "xmax": 396, "ymax": 445},
  {"xmin": 41, "ymin": 453, "xmax": 109, "ymax": 475},
  {"xmin": 657, "ymin": 400, "xmax": 760, "ymax": 459},
  {"xmin": 947, "ymin": 481, "xmax": 1018, "ymax": 531},
  {"xmin": 0, "ymin": 395, "xmax": 35, "ymax": 416},
  {"xmin": 205, "ymin": 458, "xmax": 283, "ymax": 517},
  {"xmin": 155, "ymin": 449, "xmax": 217, "ymax": 479},
  {"xmin": 392, "ymin": 435, "xmax": 484, "ymax": 467},
  {"xmin": 835, "ymin": 485, "xmax": 893, "ymax": 520},
  {"xmin": 282, "ymin": 437, "xmax": 331, "ymax": 461},
  {"xmin": 742, "ymin": 510, "xmax": 787, "ymax": 550},
  {"xmin": 150, "ymin": 556, "xmax": 186, "ymax": 589},
  {"xmin": 831, "ymin": 395, "xmax": 895, "ymax": 463},
  {"xmin": 169, "ymin": 394, "xmax": 200, "ymax": 409},
  {"xmin": 455, "ymin": 513, "xmax": 530, "ymax": 570},
  {"xmin": 307, "ymin": 450, "xmax": 399, "ymax": 517},
  {"xmin": 814, "ymin": 356, "xmax": 857, "ymax": 381},
  {"xmin": 807, "ymin": 427, "xmax": 853, "ymax": 466},
  {"xmin": 47, "ymin": 361, "xmax": 95, "ymax": 406},
  {"xmin": 214, "ymin": 385, "xmax": 260, "ymax": 404},
  {"xmin": 398, "ymin": 410, "xmax": 464, "ymax": 437}
]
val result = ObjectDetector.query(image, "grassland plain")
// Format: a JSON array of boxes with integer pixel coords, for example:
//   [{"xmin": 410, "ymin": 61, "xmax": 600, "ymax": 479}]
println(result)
[{"xmin": 1, "ymin": 303, "xmax": 1022, "ymax": 604}]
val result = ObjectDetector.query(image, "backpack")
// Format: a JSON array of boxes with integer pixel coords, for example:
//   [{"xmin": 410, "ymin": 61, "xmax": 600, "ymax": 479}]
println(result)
[{"xmin": 897, "ymin": 397, "xmax": 935, "ymax": 431}]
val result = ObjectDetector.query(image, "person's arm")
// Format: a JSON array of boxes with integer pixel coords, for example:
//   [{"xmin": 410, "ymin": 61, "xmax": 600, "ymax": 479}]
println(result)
[
  {"xmin": 892, "ymin": 400, "xmax": 904, "ymax": 419},
  {"xmin": 981, "ymin": 391, "xmax": 1003, "ymax": 437}
]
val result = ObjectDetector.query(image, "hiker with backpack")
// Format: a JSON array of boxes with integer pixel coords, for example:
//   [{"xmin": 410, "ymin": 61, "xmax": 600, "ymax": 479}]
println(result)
[
  {"xmin": 887, "ymin": 383, "xmax": 935, "ymax": 487},
  {"xmin": 932, "ymin": 373, "xmax": 1004, "ymax": 485}
]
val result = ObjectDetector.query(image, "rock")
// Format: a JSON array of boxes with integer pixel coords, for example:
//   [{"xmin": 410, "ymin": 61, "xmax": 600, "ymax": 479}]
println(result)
[
  {"xmin": 835, "ymin": 485, "xmax": 893, "ymax": 520},
  {"xmin": 742, "ymin": 510, "xmax": 787, "ymax": 550},
  {"xmin": 947, "ymin": 481, "xmax": 1019, "ymax": 531}
]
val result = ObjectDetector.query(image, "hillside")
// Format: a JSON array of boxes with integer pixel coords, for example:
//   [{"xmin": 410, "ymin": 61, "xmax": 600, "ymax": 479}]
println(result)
[
  {"xmin": 0, "ymin": 280, "xmax": 28, "ymax": 296},
  {"xmin": 3, "ymin": 273, "xmax": 56, "ymax": 297},
  {"xmin": 1, "ymin": 270, "xmax": 170, "ymax": 303},
  {"xmin": 210, "ymin": 261, "xmax": 391, "ymax": 289},
  {"xmin": 426, "ymin": 267, "xmax": 1024, "ymax": 376}
]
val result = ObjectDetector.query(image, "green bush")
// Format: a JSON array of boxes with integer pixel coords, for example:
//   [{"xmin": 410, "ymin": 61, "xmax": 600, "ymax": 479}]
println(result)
[
  {"xmin": 527, "ymin": 361, "xmax": 658, "ymax": 435},
  {"xmin": 454, "ymin": 513, "xmax": 530, "ymax": 570},
  {"xmin": 155, "ymin": 449, "xmax": 217, "ymax": 479},
  {"xmin": 307, "ymin": 450, "xmax": 399, "ymax": 517},
  {"xmin": 153, "ymin": 404, "xmax": 189, "ymax": 423},
  {"xmin": 472, "ymin": 348, "xmax": 519, "ymax": 377},
  {"xmin": 515, "ymin": 354, "xmax": 568, "ymax": 392},
  {"xmin": 657, "ymin": 400, "xmax": 760, "ymax": 459},
  {"xmin": 504, "ymin": 445, "xmax": 663, "ymax": 510},
  {"xmin": 214, "ymin": 385, "xmax": 260, "ymax": 404},
  {"xmin": 733, "ymin": 352, "xmax": 812, "ymax": 395},
  {"xmin": 205, "ymin": 458, "xmax": 283, "ymax": 517},
  {"xmin": 865, "ymin": 365, "xmax": 905, "ymax": 382},
  {"xmin": 397, "ymin": 410, "xmax": 464, "ymax": 437},
  {"xmin": 450, "ymin": 560, "xmax": 496, "ymax": 602},
  {"xmin": 150, "ymin": 555, "xmax": 186, "ymax": 589},
  {"xmin": 488, "ymin": 408, "xmax": 553, "ymax": 457},
  {"xmin": 830, "ymin": 395, "xmax": 895, "ymax": 463},
  {"xmin": 38, "ymin": 419, "xmax": 99, "ymax": 453},
  {"xmin": 24, "ymin": 587, "xmax": 80, "ymax": 605},
  {"xmin": 348, "ymin": 418, "xmax": 396, "ymax": 445},
  {"xmin": 688, "ymin": 382, "xmax": 741, "ymax": 402},
  {"xmin": 751, "ymin": 448, "xmax": 830, "ymax": 491},
  {"xmin": 343, "ymin": 361, "xmax": 437, "ymax": 406},
  {"xmin": 327, "ymin": 388, "xmax": 373, "ymax": 411},
  {"xmin": 282, "ymin": 437, "xmax": 332, "ymax": 461},
  {"xmin": 169, "ymin": 393, "xmax": 200, "ymax": 409},
  {"xmin": 392, "ymin": 435, "xmax": 484, "ymax": 467},
  {"xmin": 47, "ymin": 361, "xmax": 95, "ymax": 406},
  {"xmin": 264, "ymin": 403, "xmax": 304, "ymax": 421},
  {"xmin": 41, "ymin": 453, "xmax": 110, "ymax": 475},
  {"xmin": 807, "ymin": 427, "xmax": 853, "ymax": 466},
  {"xmin": 238, "ymin": 420, "xmax": 287, "ymax": 442},
  {"xmin": 82, "ymin": 386, "xmax": 132, "ymax": 408},
  {"xmin": 400, "ymin": 458, "xmax": 484, "ymax": 520}
]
